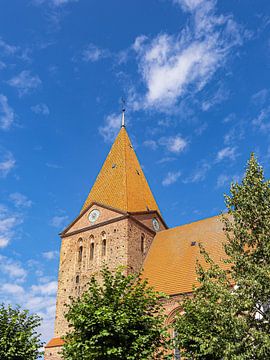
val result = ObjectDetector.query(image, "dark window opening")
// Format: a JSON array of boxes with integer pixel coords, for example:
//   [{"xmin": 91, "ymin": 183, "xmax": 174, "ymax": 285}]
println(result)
[
  {"xmin": 78, "ymin": 246, "xmax": 83, "ymax": 262},
  {"xmin": 90, "ymin": 242, "xmax": 94, "ymax": 260},
  {"xmin": 102, "ymin": 239, "xmax": 106, "ymax": 256},
  {"xmin": 141, "ymin": 234, "xmax": 145, "ymax": 254}
]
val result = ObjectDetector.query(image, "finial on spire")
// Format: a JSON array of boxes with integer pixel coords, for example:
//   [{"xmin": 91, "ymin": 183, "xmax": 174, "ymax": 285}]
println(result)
[{"xmin": 121, "ymin": 98, "xmax": 126, "ymax": 127}]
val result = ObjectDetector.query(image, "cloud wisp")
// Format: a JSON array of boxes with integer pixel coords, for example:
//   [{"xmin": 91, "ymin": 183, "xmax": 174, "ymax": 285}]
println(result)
[
  {"xmin": 50, "ymin": 215, "xmax": 69, "ymax": 229},
  {"xmin": 216, "ymin": 146, "xmax": 237, "ymax": 162},
  {"xmin": 31, "ymin": 103, "xmax": 50, "ymax": 115},
  {"xmin": 82, "ymin": 43, "xmax": 110, "ymax": 62},
  {"xmin": 162, "ymin": 171, "xmax": 181, "ymax": 186},
  {"xmin": 7, "ymin": 70, "xmax": 41, "ymax": 97},
  {"xmin": 33, "ymin": 0, "xmax": 78, "ymax": 7},
  {"xmin": 99, "ymin": 113, "xmax": 122, "ymax": 143},
  {"xmin": 43, "ymin": 250, "xmax": 59, "ymax": 260},
  {"xmin": 0, "ymin": 94, "xmax": 15, "ymax": 130},
  {"xmin": 0, "ymin": 150, "xmax": 15, "ymax": 178},
  {"xmin": 0, "ymin": 205, "xmax": 23, "ymax": 248},
  {"xmin": 132, "ymin": 0, "xmax": 244, "ymax": 111},
  {"xmin": 9, "ymin": 193, "xmax": 33, "ymax": 208}
]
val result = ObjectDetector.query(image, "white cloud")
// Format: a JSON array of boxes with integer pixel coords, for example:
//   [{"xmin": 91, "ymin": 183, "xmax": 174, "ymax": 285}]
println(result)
[
  {"xmin": 159, "ymin": 135, "xmax": 187, "ymax": 153},
  {"xmin": 1, "ymin": 283, "xmax": 25, "ymax": 295},
  {"xmin": 0, "ymin": 150, "xmax": 15, "ymax": 178},
  {"xmin": 9, "ymin": 192, "xmax": 33, "ymax": 208},
  {"xmin": 201, "ymin": 87, "xmax": 229, "ymax": 111},
  {"xmin": 0, "ymin": 94, "xmax": 15, "ymax": 130},
  {"xmin": 252, "ymin": 106, "xmax": 270, "ymax": 133},
  {"xmin": 216, "ymin": 174, "xmax": 230, "ymax": 188},
  {"xmin": 33, "ymin": 0, "xmax": 78, "ymax": 6},
  {"xmin": 216, "ymin": 146, "xmax": 237, "ymax": 162},
  {"xmin": 31, "ymin": 103, "xmax": 50, "ymax": 115},
  {"xmin": 50, "ymin": 215, "xmax": 69, "ymax": 228},
  {"xmin": 0, "ymin": 205, "xmax": 23, "ymax": 248},
  {"xmin": 157, "ymin": 157, "xmax": 176, "ymax": 164},
  {"xmin": 0, "ymin": 275, "xmax": 57, "ymax": 343},
  {"xmin": 0, "ymin": 255, "xmax": 27, "ymax": 279},
  {"xmin": 216, "ymin": 173, "xmax": 240, "ymax": 188},
  {"xmin": 46, "ymin": 163, "xmax": 62, "ymax": 169},
  {"xmin": 82, "ymin": 43, "xmax": 109, "ymax": 62},
  {"xmin": 251, "ymin": 89, "xmax": 268, "ymax": 106},
  {"xmin": 0, "ymin": 37, "xmax": 18, "ymax": 55},
  {"xmin": 52, "ymin": 0, "xmax": 78, "ymax": 5},
  {"xmin": 162, "ymin": 171, "xmax": 181, "ymax": 186},
  {"xmin": 132, "ymin": 0, "xmax": 243, "ymax": 111},
  {"xmin": 99, "ymin": 113, "xmax": 121, "ymax": 143},
  {"xmin": 0, "ymin": 253, "xmax": 57, "ymax": 343},
  {"xmin": 43, "ymin": 250, "xmax": 59, "ymax": 260},
  {"xmin": 143, "ymin": 140, "xmax": 158, "ymax": 150},
  {"xmin": 7, "ymin": 70, "xmax": 41, "ymax": 96},
  {"xmin": 223, "ymin": 113, "xmax": 236, "ymax": 123},
  {"xmin": 184, "ymin": 160, "xmax": 211, "ymax": 183},
  {"xmin": 173, "ymin": 0, "xmax": 205, "ymax": 12},
  {"xmin": 32, "ymin": 281, "xmax": 58, "ymax": 296},
  {"xmin": 0, "ymin": 60, "xmax": 6, "ymax": 70}
]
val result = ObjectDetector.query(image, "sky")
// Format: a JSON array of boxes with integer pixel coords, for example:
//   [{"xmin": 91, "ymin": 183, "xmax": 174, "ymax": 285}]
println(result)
[{"xmin": 0, "ymin": 0, "xmax": 270, "ymax": 346}]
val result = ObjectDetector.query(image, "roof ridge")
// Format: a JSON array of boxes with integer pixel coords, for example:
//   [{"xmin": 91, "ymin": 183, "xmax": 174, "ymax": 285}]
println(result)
[
  {"xmin": 159, "ymin": 213, "xmax": 223, "ymax": 234},
  {"xmin": 124, "ymin": 128, "xmax": 128, "ymax": 212}
]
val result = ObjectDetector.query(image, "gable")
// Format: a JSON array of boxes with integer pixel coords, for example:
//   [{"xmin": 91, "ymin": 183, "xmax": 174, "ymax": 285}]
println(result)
[
  {"xmin": 129, "ymin": 211, "xmax": 167, "ymax": 232},
  {"xmin": 63, "ymin": 203, "xmax": 126, "ymax": 236}
]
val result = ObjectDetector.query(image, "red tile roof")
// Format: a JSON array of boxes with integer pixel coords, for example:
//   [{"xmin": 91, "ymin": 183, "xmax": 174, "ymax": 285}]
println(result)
[
  {"xmin": 142, "ymin": 215, "xmax": 228, "ymax": 295},
  {"xmin": 45, "ymin": 337, "xmax": 65, "ymax": 348}
]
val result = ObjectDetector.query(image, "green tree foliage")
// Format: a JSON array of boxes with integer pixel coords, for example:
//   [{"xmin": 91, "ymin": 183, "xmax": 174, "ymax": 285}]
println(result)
[
  {"xmin": 0, "ymin": 303, "xmax": 43, "ymax": 359},
  {"xmin": 62, "ymin": 267, "xmax": 172, "ymax": 360},
  {"xmin": 175, "ymin": 154, "xmax": 270, "ymax": 359}
]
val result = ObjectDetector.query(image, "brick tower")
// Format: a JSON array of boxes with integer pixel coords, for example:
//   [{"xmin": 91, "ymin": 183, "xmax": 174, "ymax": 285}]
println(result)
[{"xmin": 44, "ymin": 114, "xmax": 167, "ymax": 359}]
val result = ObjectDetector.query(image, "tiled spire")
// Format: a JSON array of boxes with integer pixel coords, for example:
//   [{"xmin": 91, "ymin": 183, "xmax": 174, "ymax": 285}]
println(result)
[{"xmin": 81, "ymin": 123, "xmax": 160, "ymax": 214}]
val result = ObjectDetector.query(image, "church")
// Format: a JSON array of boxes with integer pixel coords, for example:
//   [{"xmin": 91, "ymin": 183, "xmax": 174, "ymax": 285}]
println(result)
[{"xmin": 44, "ymin": 110, "xmax": 227, "ymax": 359}]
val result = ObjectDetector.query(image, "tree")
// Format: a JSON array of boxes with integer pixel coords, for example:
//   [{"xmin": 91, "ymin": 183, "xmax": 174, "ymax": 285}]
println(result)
[
  {"xmin": 175, "ymin": 154, "xmax": 270, "ymax": 359},
  {"xmin": 62, "ymin": 267, "xmax": 172, "ymax": 360},
  {"xmin": 0, "ymin": 303, "xmax": 43, "ymax": 359}
]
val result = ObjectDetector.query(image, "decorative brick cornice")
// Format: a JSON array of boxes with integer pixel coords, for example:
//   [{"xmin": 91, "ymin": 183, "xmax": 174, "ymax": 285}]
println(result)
[{"xmin": 61, "ymin": 214, "xmax": 129, "ymax": 238}]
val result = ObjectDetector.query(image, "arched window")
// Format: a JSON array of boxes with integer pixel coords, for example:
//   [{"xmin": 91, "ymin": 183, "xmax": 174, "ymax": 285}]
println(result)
[
  {"xmin": 141, "ymin": 233, "xmax": 145, "ymax": 254},
  {"xmin": 75, "ymin": 275, "xmax": 79, "ymax": 284},
  {"xmin": 166, "ymin": 307, "xmax": 183, "ymax": 360},
  {"xmin": 173, "ymin": 329, "xmax": 181, "ymax": 359},
  {"xmin": 78, "ymin": 245, "xmax": 83, "ymax": 262},
  {"xmin": 90, "ymin": 242, "xmax": 94, "ymax": 260},
  {"xmin": 101, "ymin": 232, "xmax": 106, "ymax": 256}
]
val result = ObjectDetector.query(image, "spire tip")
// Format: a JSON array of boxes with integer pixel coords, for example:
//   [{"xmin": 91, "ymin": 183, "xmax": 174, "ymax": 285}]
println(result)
[{"xmin": 121, "ymin": 98, "xmax": 126, "ymax": 128}]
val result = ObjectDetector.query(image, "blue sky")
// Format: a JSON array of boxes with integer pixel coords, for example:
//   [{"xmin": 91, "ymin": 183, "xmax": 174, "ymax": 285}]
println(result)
[{"xmin": 0, "ymin": 0, "xmax": 270, "ymax": 345}]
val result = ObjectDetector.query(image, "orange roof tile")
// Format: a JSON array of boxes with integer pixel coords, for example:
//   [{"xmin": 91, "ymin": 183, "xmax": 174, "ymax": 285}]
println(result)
[
  {"xmin": 45, "ymin": 337, "xmax": 65, "ymax": 348},
  {"xmin": 142, "ymin": 215, "xmax": 228, "ymax": 295},
  {"xmin": 81, "ymin": 127, "xmax": 160, "ymax": 214}
]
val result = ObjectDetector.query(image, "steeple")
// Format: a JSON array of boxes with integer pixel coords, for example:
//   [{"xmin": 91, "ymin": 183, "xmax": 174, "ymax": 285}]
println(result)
[{"xmin": 81, "ymin": 119, "xmax": 160, "ymax": 214}]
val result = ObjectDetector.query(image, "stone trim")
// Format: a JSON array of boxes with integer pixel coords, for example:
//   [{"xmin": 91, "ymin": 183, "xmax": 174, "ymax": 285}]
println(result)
[{"xmin": 61, "ymin": 215, "xmax": 129, "ymax": 238}]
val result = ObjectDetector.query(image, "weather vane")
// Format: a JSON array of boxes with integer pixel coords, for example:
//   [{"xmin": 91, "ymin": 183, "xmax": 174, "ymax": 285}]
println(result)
[{"xmin": 121, "ymin": 97, "xmax": 126, "ymax": 127}]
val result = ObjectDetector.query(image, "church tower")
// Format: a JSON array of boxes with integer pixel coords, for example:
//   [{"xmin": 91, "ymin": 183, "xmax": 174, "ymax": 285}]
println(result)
[{"xmin": 45, "ymin": 112, "xmax": 167, "ymax": 358}]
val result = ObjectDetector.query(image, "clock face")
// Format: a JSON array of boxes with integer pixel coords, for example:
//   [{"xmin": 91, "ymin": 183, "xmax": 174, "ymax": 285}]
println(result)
[
  {"xmin": 88, "ymin": 209, "xmax": 100, "ymax": 223},
  {"xmin": 152, "ymin": 217, "xmax": 160, "ymax": 232}
]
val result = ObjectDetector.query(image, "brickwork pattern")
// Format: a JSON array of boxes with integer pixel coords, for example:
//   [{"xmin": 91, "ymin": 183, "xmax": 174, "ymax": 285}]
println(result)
[
  {"xmin": 44, "ymin": 347, "xmax": 63, "ymax": 360},
  {"xmin": 46, "ymin": 209, "xmax": 164, "ymax": 360}
]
